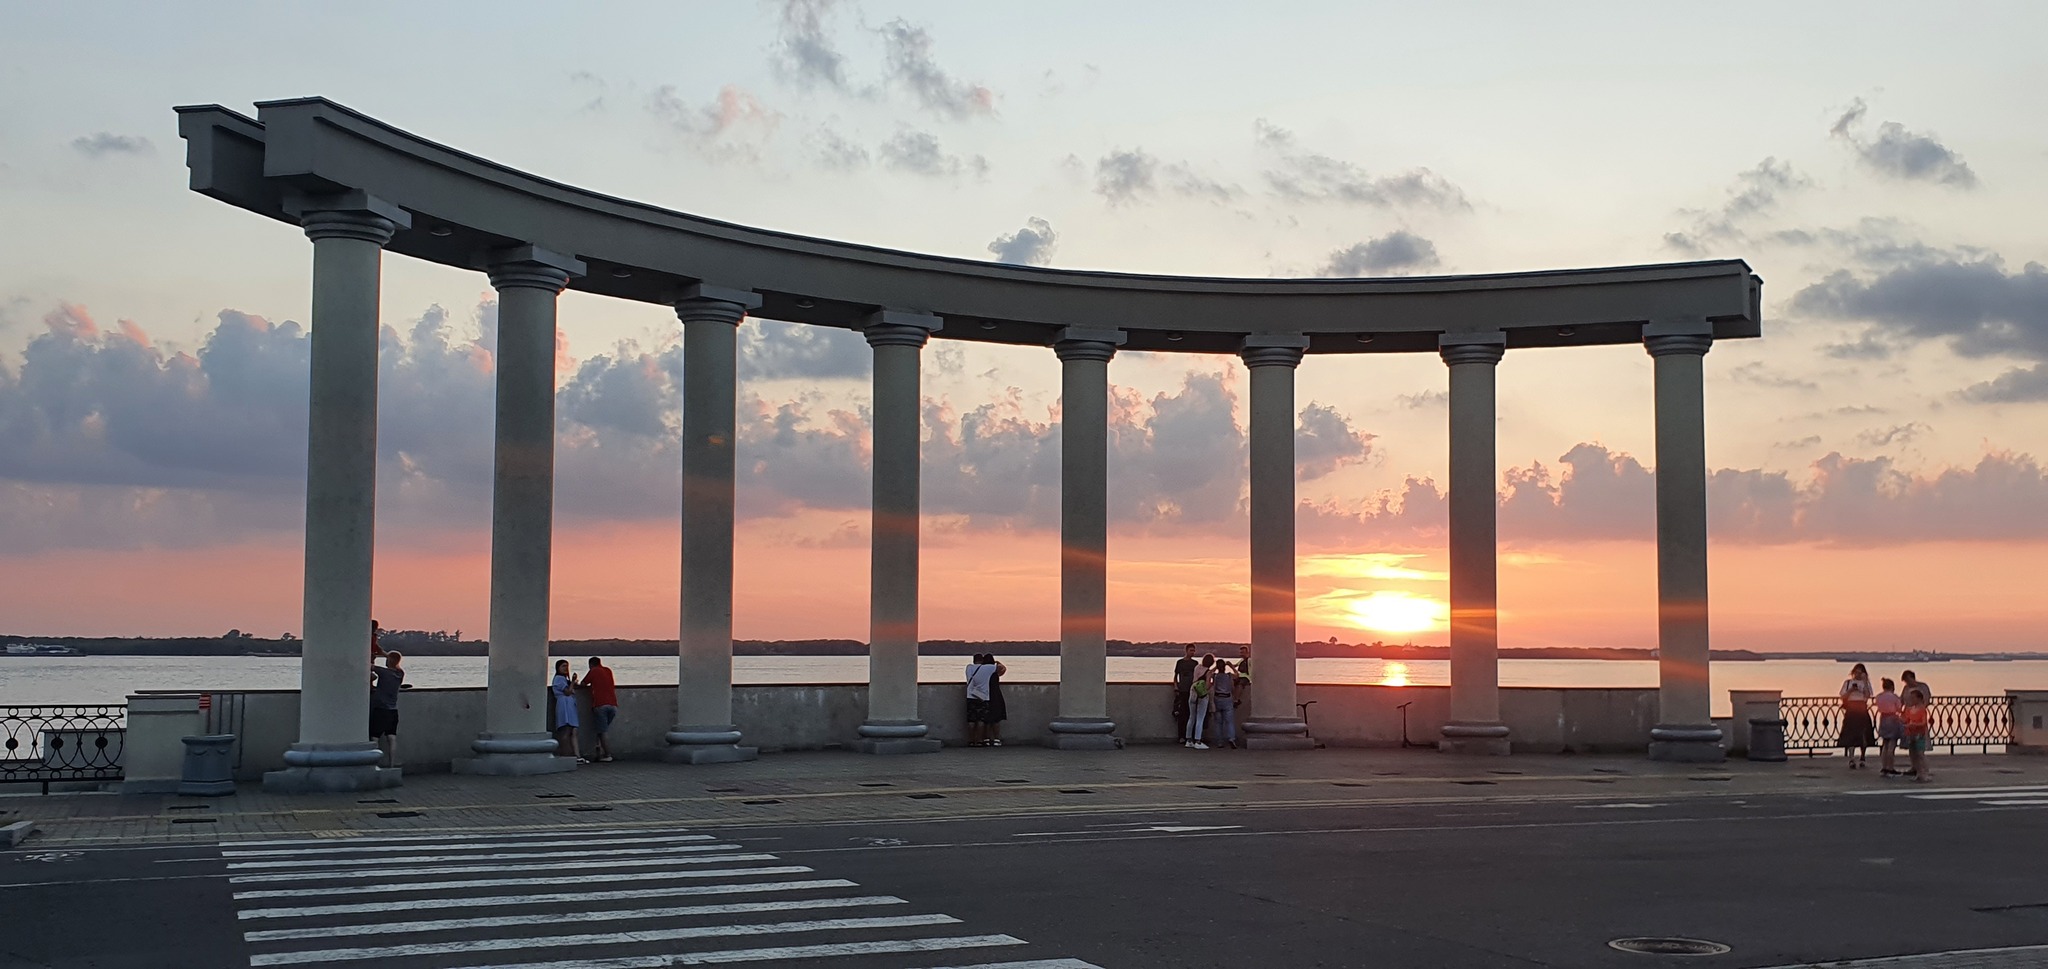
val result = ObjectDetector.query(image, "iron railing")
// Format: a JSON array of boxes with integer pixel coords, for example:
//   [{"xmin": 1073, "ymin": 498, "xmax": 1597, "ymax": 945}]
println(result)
[
  {"xmin": 0, "ymin": 705, "xmax": 125, "ymax": 792},
  {"xmin": 1780, "ymin": 695, "xmax": 2013, "ymax": 754}
]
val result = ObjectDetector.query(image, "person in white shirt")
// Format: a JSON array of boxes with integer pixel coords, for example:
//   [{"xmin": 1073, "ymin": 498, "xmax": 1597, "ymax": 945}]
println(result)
[
  {"xmin": 1838, "ymin": 663, "xmax": 1875, "ymax": 770},
  {"xmin": 964, "ymin": 655, "xmax": 1003, "ymax": 747}
]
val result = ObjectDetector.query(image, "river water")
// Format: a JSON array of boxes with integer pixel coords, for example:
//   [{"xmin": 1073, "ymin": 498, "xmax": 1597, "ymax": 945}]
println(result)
[{"xmin": 3, "ymin": 655, "xmax": 2041, "ymax": 717}]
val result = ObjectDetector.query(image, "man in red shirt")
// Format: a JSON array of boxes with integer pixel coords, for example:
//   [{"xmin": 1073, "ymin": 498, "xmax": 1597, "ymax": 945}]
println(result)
[{"xmin": 579, "ymin": 657, "xmax": 619, "ymax": 763}]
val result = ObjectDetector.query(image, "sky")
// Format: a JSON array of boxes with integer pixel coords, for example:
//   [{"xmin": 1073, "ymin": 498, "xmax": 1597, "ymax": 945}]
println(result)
[{"xmin": 2, "ymin": 2, "xmax": 2046, "ymax": 650}]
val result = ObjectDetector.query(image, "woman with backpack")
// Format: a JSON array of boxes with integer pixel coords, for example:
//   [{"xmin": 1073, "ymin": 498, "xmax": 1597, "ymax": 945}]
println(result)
[{"xmin": 1183, "ymin": 653, "xmax": 1216, "ymax": 749}]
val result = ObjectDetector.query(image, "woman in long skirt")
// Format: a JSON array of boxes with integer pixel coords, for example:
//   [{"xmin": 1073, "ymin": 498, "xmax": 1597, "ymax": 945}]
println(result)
[{"xmin": 1838, "ymin": 662, "xmax": 1875, "ymax": 769}]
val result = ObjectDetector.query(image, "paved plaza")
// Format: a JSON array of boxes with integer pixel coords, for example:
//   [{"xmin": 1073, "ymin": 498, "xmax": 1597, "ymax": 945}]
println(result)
[{"xmin": 6, "ymin": 748, "xmax": 2048, "ymax": 968}]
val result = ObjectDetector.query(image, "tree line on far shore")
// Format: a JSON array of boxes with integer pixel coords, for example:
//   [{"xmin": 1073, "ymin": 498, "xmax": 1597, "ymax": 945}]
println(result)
[{"xmin": 0, "ymin": 631, "xmax": 1767, "ymax": 662}]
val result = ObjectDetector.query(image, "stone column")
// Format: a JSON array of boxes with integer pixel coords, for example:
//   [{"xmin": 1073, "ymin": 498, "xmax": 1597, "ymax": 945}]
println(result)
[
  {"xmin": 1439, "ymin": 332, "xmax": 1511, "ymax": 756},
  {"xmin": 457, "ymin": 246, "xmax": 585, "ymax": 776},
  {"xmin": 263, "ymin": 191, "xmax": 409, "ymax": 794},
  {"xmin": 668, "ymin": 285, "xmax": 762, "ymax": 765},
  {"xmin": 858, "ymin": 310, "xmax": 944, "ymax": 755},
  {"xmin": 1048, "ymin": 327, "xmax": 1125, "ymax": 750},
  {"xmin": 1646, "ymin": 321, "xmax": 1724, "ymax": 762},
  {"xmin": 1241, "ymin": 335, "xmax": 1313, "ymax": 750}
]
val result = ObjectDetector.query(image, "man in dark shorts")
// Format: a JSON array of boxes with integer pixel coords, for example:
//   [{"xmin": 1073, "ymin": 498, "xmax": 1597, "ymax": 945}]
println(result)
[
  {"xmin": 581, "ymin": 656, "xmax": 619, "ymax": 763},
  {"xmin": 1172, "ymin": 645, "xmax": 1198, "ymax": 740},
  {"xmin": 965, "ymin": 655, "xmax": 998, "ymax": 746},
  {"xmin": 369, "ymin": 650, "xmax": 404, "ymax": 768}
]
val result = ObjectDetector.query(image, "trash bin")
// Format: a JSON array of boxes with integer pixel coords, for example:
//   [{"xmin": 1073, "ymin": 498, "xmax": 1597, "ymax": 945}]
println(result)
[
  {"xmin": 178, "ymin": 734, "xmax": 237, "ymax": 796},
  {"xmin": 1746, "ymin": 718, "xmax": 1788, "ymax": 763}
]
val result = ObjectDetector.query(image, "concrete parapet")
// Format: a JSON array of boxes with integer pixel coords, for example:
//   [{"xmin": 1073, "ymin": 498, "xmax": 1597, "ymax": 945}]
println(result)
[
  {"xmin": 120, "ymin": 693, "xmax": 202, "ymax": 794},
  {"xmin": 2009, "ymin": 690, "xmax": 2048, "ymax": 754}
]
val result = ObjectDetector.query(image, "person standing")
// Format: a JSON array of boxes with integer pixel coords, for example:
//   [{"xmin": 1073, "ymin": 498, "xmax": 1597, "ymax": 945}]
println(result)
[
  {"xmin": 1184, "ymin": 654, "xmax": 1215, "ymax": 749},
  {"xmin": 580, "ymin": 656, "xmax": 619, "ymax": 763},
  {"xmin": 1901, "ymin": 670, "xmax": 1932, "ymax": 703},
  {"xmin": 551, "ymin": 659, "xmax": 586, "ymax": 764},
  {"xmin": 985, "ymin": 654, "xmax": 1008, "ymax": 747},
  {"xmin": 1172, "ymin": 645, "xmax": 1198, "ymax": 742},
  {"xmin": 1210, "ymin": 661, "xmax": 1241, "ymax": 750},
  {"xmin": 1839, "ymin": 663, "xmax": 1875, "ymax": 769},
  {"xmin": 1874, "ymin": 677, "xmax": 1905, "ymax": 776},
  {"xmin": 1236, "ymin": 645, "xmax": 1253, "ymax": 714},
  {"xmin": 370, "ymin": 619, "xmax": 384, "ymax": 660},
  {"xmin": 369, "ymin": 650, "xmax": 403, "ymax": 769},
  {"xmin": 965, "ymin": 654, "xmax": 999, "ymax": 747},
  {"xmin": 1901, "ymin": 687, "xmax": 1932, "ymax": 782}
]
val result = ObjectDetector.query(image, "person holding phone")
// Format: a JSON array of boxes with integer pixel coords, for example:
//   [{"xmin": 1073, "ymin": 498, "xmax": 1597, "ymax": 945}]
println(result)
[{"xmin": 551, "ymin": 659, "xmax": 586, "ymax": 764}]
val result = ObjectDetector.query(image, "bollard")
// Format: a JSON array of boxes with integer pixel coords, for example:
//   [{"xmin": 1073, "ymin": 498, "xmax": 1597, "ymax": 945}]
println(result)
[
  {"xmin": 178, "ymin": 734, "xmax": 238, "ymax": 796},
  {"xmin": 1746, "ymin": 718, "xmax": 1788, "ymax": 763}
]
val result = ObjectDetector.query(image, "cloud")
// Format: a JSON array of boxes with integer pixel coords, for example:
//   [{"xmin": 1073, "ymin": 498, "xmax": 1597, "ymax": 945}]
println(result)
[
  {"xmin": 1254, "ymin": 119, "xmax": 1467, "ymax": 211},
  {"xmin": 1319, "ymin": 231, "xmax": 1441, "ymax": 276},
  {"xmin": 1302, "ymin": 443, "xmax": 2048, "ymax": 549},
  {"xmin": 1397, "ymin": 390, "xmax": 1448, "ymax": 409},
  {"xmin": 646, "ymin": 84, "xmax": 779, "ymax": 160},
  {"xmin": 1829, "ymin": 98, "xmax": 1978, "ymax": 188},
  {"xmin": 1820, "ymin": 331, "xmax": 1893, "ymax": 361},
  {"xmin": 1295, "ymin": 403, "xmax": 1374, "ymax": 481},
  {"xmin": 70, "ymin": 132, "xmax": 152, "ymax": 157},
  {"xmin": 1664, "ymin": 158, "xmax": 1812, "ymax": 254},
  {"xmin": 811, "ymin": 128, "xmax": 870, "ymax": 170},
  {"xmin": 1728, "ymin": 362, "xmax": 1820, "ymax": 392},
  {"xmin": 877, "ymin": 18, "xmax": 995, "ymax": 120},
  {"xmin": 738, "ymin": 319, "xmax": 869, "ymax": 381},
  {"xmin": 877, "ymin": 129, "xmax": 988, "ymax": 179},
  {"xmin": 1958, "ymin": 364, "xmax": 2048, "ymax": 404},
  {"xmin": 772, "ymin": 0, "xmax": 849, "ymax": 91},
  {"xmin": 987, "ymin": 217, "xmax": 1057, "ymax": 266},
  {"xmin": 1856, "ymin": 422, "xmax": 1931, "ymax": 447},
  {"xmin": 1092, "ymin": 148, "xmax": 1240, "ymax": 207},
  {"xmin": 1792, "ymin": 256, "xmax": 2048, "ymax": 364}
]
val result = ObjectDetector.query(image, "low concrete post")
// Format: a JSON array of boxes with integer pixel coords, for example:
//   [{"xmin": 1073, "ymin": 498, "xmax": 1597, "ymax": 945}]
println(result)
[
  {"xmin": 2009, "ymin": 691, "xmax": 2048, "ymax": 754},
  {"xmin": 1726, "ymin": 689, "xmax": 1783, "ymax": 756},
  {"xmin": 121, "ymin": 693, "xmax": 203, "ymax": 794}
]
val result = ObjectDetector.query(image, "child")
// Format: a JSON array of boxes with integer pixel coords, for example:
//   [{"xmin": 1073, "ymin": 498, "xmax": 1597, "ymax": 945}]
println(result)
[
  {"xmin": 1873, "ymin": 678, "xmax": 1904, "ymax": 776},
  {"xmin": 1901, "ymin": 688, "xmax": 1931, "ymax": 783}
]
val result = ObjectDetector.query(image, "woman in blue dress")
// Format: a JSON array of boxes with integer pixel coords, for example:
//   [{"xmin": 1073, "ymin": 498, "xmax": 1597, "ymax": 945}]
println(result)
[{"xmin": 551, "ymin": 659, "xmax": 587, "ymax": 764}]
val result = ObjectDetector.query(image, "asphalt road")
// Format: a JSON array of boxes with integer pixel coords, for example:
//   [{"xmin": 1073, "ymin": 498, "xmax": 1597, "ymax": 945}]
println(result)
[{"xmin": 6, "ymin": 780, "xmax": 2048, "ymax": 968}]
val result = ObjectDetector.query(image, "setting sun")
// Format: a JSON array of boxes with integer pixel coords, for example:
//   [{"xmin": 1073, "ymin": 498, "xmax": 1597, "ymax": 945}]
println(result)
[{"xmin": 1342, "ymin": 591, "xmax": 1450, "ymax": 634}]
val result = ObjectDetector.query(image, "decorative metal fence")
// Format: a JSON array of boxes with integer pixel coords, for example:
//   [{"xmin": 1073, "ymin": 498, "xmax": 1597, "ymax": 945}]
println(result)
[
  {"xmin": 1780, "ymin": 695, "xmax": 2013, "ymax": 754},
  {"xmin": 0, "ymin": 705, "xmax": 126, "ymax": 793}
]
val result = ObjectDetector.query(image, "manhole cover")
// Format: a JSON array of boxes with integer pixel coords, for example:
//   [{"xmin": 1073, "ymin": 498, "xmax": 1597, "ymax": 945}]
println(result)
[{"xmin": 1607, "ymin": 937, "xmax": 1731, "ymax": 956}]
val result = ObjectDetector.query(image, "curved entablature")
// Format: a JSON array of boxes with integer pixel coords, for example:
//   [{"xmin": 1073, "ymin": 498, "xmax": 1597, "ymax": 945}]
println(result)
[{"xmin": 175, "ymin": 97, "xmax": 1761, "ymax": 354}]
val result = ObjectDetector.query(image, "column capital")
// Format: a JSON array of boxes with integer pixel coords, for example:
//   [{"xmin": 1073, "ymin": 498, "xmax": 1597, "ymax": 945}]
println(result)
[
  {"xmin": 1054, "ymin": 326, "xmax": 1125, "ymax": 363},
  {"xmin": 485, "ymin": 245, "xmax": 585, "ymax": 294},
  {"xmin": 1439, "ymin": 331, "xmax": 1506, "ymax": 367},
  {"xmin": 1240, "ymin": 334, "xmax": 1309, "ymax": 369},
  {"xmin": 863, "ymin": 309, "xmax": 942, "ymax": 349},
  {"xmin": 286, "ymin": 190, "xmax": 411, "ymax": 245},
  {"xmin": 673, "ymin": 284, "xmax": 762, "ymax": 326},
  {"xmin": 1645, "ymin": 317, "xmax": 1715, "ymax": 357}
]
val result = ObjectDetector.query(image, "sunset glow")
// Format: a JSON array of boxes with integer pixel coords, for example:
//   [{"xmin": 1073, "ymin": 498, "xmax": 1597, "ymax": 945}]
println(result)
[
  {"xmin": 1378, "ymin": 661, "xmax": 1412, "ymax": 687},
  {"xmin": 1342, "ymin": 591, "xmax": 1450, "ymax": 634}
]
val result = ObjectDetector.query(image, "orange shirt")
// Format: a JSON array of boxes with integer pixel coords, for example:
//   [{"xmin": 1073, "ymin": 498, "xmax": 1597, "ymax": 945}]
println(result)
[{"xmin": 582, "ymin": 665, "xmax": 618, "ymax": 707}]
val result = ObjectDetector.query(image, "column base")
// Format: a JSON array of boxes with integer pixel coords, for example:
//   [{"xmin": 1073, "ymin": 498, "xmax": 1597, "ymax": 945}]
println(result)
[
  {"xmin": 1046, "ymin": 718, "xmax": 1121, "ymax": 751},
  {"xmin": 1439, "ymin": 721, "xmax": 1511, "ymax": 756},
  {"xmin": 1243, "ymin": 718, "xmax": 1314, "ymax": 750},
  {"xmin": 664, "ymin": 725, "xmax": 758, "ymax": 765},
  {"xmin": 1649, "ymin": 724, "xmax": 1726, "ymax": 763},
  {"xmin": 261, "ymin": 742, "xmax": 402, "ymax": 793},
  {"xmin": 855, "ymin": 720, "xmax": 941, "ymax": 755},
  {"xmin": 454, "ymin": 732, "xmax": 577, "ymax": 775}
]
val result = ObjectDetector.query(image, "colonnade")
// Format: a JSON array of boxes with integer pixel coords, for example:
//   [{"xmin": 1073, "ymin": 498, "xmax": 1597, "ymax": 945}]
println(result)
[{"xmin": 259, "ymin": 191, "xmax": 1725, "ymax": 791}]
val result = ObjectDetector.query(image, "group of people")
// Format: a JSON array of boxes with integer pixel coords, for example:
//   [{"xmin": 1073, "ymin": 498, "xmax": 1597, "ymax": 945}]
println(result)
[
  {"xmin": 1838, "ymin": 664, "xmax": 1935, "ymax": 781},
  {"xmin": 366, "ymin": 620, "xmax": 622, "ymax": 766},
  {"xmin": 1173, "ymin": 644, "xmax": 1252, "ymax": 750}
]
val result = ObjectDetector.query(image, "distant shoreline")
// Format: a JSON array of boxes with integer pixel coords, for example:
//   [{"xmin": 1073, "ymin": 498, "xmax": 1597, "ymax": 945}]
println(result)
[{"xmin": 5, "ymin": 635, "xmax": 2038, "ymax": 663}]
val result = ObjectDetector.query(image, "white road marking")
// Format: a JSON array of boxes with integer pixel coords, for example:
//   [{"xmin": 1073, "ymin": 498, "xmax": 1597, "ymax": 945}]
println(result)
[
  {"xmin": 431, "ymin": 935, "xmax": 1026, "ymax": 968},
  {"xmin": 231, "ymin": 865, "xmax": 815, "ymax": 899},
  {"xmin": 247, "ymin": 913, "xmax": 964, "ymax": 965},
  {"xmin": 227, "ymin": 853, "xmax": 776, "ymax": 884},
  {"xmin": 919, "ymin": 961, "xmax": 1108, "ymax": 969},
  {"xmin": 1981, "ymin": 799, "xmax": 2048, "ymax": 806},
  {"xmin": 227, "ymin": 831, "xmax": 667, "ymax": 848},
  {"xmin": 222, "ymin": 833, "xmax": 714, "ymax": 858},
  {"xmin": 226, "ymin": 843, "xmax": 741, "ymax": 870},
  {"xmin": 1907, "ymin": 790, "xmax": 2048, "ymax": 801},
  {"xmin": 1750, "ymin": 942, "xmax": 2048, "ymax": 967},
  {"xmin": 1577, "ymin": 803, "xmax": 1663, "ymax": 810},
  {"xmin": 237, "ymin": 879, "xmax": 860, "ymax": 920},
  {"xmin": 1137, "ymin": 825, "xmax": 1240, "ymax": 833},
  {"xmin": 1842, "ymin": 785, "xmax": 2048, "ymax": 797},
  {"xmin": 243, "ymin": 896, "xmax": 908, "ymax": 941}
]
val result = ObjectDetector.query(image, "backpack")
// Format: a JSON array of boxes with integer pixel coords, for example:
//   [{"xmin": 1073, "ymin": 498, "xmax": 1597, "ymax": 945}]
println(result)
[{"xmin": 1192, "ymin": 677, "xmax": 1209, "ymax": 699}]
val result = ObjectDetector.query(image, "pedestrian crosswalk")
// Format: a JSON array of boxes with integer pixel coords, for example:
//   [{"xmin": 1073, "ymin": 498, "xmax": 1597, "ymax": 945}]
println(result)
[
  {"xmin": 221, "ymin": 827, "xmax": 1104, "ymax": 968},
  {"xmin": 1843, "ymin": 784, "xmax": 2048, "ymax": 807}
]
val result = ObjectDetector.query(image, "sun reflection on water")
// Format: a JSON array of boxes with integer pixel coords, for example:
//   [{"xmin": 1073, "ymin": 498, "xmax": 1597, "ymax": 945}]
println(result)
[{"xmin": 1379, "ymin": 661, "xmax": 1411, "ymax": 687}]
